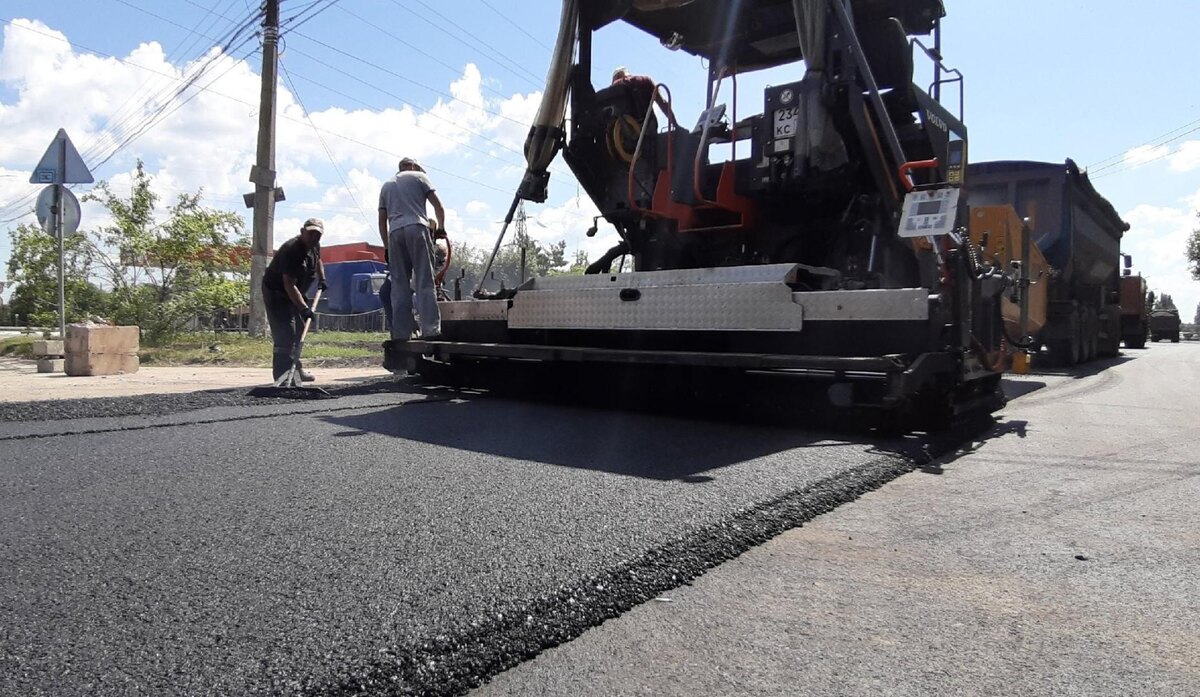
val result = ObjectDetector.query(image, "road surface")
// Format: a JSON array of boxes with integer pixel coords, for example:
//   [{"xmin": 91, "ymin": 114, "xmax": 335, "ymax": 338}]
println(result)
[
  {"xmin": 477, "ymin": 343, "xmax": 1200, "ymax": 696},
  {"xmin": 1, "ymin": 344, "xmax": 1196, "ymax": 695}
]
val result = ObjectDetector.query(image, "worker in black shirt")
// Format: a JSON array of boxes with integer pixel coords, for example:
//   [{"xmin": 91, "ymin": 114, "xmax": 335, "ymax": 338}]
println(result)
[{"xmin": 262, "ymin": 218, "xmax": 327, "ymax": 381}]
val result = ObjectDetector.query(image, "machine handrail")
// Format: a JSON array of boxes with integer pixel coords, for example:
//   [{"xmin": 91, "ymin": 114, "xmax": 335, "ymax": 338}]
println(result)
[
  {"xmin": 899, "ymin": 158, "xmax": 940, "ymax": 192},
  {"xmin": 627, "ymin": 83, "xmax": 676, "ymax": 215},
  {"xmin": 912, "ymin": 37, "xmax": 965, "ymax": 121},
  {"xmin": 693, "ymin": 66, "xmax": 734, "ymax": 207}
]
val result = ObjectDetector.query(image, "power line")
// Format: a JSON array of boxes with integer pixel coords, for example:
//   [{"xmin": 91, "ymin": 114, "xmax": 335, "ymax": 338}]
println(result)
[
  {"xmin": 331, "ymin": 3, "xmax": 522, "ymax": 105},
  {"xmin": 0, "ymin": 8, "xmax": 568, "ymax": 221},
  {"xmin": 85, "ymin": 1, "xmax": 263, "ymax": 164},
  {"xmin": 407, "ymin": 0, "xmax": 545, "ymax": 84},
  {"xmin": 0, "ymin": 14, "xmax": 513, "ymax": 216},
  {"xmin": 283, "ymin": 40, "xmax": 554, "ymax": 174},
  {"xmin": 279, "ymin": 57, "xmax": 373, "ymax": 228},
  {"xmin": 280, "ymin": 0, "xmax": 340, "ymax": 34},
  {"xmin": 478, "ymin": 0, "xmax": 554, "ymax": 52},
  {"xmin": 1087, "ymin": 116, "xmax": 1200, "ymax": 173},
  {"xmin": 1091, "ymin": 124, "xmax": 1200, "ymax": 179},
  {"xmin": 92, "ymin": 0, "xmax": 251, "ymax": 148},
  {"xmin": 290, "ymin": 30, "xmax": 533, "ymax": 131},
  {"xmin": 385, "ymin": 0, "xmax": 543, "ymax": 90}
]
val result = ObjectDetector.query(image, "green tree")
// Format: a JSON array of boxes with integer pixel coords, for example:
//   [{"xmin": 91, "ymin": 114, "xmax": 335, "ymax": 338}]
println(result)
[
  {"xmin": 1187, "ymin": 214, "xmax": 1200, "ymax": 280},
  {"xmin": 85, "ymin": 160, "xmax": 249, "ymax": 343},
  {"xmin": 446, "ymin": 230, "xmax": 574, "ymax": 295},
  {"xmin": 5, "ymin": 222, "xmax": 107, "ymax": 328}
]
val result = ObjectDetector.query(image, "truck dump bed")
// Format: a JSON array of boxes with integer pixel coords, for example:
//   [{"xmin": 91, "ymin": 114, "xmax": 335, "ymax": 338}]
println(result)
[{"xmin": 966, "ymin": 159, "xmax": 1127, "ymax": 290}]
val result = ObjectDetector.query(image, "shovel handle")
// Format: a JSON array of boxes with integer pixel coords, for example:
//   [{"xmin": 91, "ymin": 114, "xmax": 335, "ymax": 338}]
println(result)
[{"xmin": 298, "ymin": 288, "xmax": 322, "ymax": 344}]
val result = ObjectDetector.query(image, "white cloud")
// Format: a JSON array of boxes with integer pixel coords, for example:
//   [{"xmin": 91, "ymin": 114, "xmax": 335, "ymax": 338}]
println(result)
[
  {"xmin": 0, "ymin": 16, "xmax": 641, "ymax": 309},
  {"xmin": 1168, "ymin": 140, "xmax": 1200, "ymax": 173},
  {"xmin": 1122, "ymin": 144, "xmax": 1171, "ymax": 167},
  {"xmin": 1122, "ymin": 195, "xmax": 1200, "ymax": 318}
]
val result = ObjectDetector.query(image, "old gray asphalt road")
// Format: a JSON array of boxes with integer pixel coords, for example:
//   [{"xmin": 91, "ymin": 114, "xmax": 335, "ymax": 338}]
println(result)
[
  {"xmin": 1, "ymin": 369, "xmax": 960, "ymax": 695},
  {"xmin": 475, "ymin": 343, "xmax": 1200, "ymax": 697}
]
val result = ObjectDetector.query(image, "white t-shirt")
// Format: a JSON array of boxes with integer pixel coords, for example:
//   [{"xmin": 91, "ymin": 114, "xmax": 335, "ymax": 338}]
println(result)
[{"xmin": 378, "ymin": 171, "xmax": 435, "ymax": 231}]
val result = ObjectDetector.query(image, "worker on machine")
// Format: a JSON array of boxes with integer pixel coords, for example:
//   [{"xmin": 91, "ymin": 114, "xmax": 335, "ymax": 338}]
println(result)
[
  {"xmin": 379, "ymin": 157, "xmax": 446, "ymax": 372},
  {"xmin": 262, "ymin": 217, "xmax": 326, "ymax": 382}
]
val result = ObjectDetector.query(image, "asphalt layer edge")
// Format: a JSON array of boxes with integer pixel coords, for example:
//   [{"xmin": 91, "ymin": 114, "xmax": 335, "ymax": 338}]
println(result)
[{"xmin": 314, "ymin": 420, "xmax": 989, "ymax": 697}]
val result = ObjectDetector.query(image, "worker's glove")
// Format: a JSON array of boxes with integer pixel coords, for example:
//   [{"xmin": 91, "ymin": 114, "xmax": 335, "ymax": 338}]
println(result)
[
  {"xmin": 300, "ymin": 306, "xmax": 314, "ymax": 321},
  {"xmin": 317, "ymin": 280, "xmax": 328, "ymax": 292}
]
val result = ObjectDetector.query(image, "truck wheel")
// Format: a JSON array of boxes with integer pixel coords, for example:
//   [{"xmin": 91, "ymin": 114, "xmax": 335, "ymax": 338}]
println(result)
[
  {"xmin": 1050, "ymin": 335, "xmax": 1080, "ymax": 365},
  {"xmin": 1083, "ymin": 309, "xmax": 1098, "ymax": 362},
  {"xmin": 1049, "ymin": 309, "xmax": 1080, "ymax": 365}
]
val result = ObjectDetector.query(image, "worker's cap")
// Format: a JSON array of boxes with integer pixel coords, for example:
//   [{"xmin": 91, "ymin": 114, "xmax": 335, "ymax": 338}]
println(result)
[
  {"xmin": 301, "ymin": 217, "xmax": 325, "ymax": 234},
  {"xmin": 399, "ymin": 157, "xmax": 419, "ymax": 169}
]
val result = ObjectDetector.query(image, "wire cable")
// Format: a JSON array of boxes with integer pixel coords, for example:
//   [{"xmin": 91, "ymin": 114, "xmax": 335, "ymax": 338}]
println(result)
[
  {"xmin": 478, "ymin": 0, "xmax": 554, "ymax": 51},
  {"xmin": 279, "ymin": 57, "xmax": 373, "ymax": 228},
  {"xmin": 1087, "ymin": 115, "xmax": 1200, "ymax": 171},
  {"xmin": 1090, "ymin": 124, "xmax": 1200, "ymax": 179},
  {"xmin": 385, "ymin": 0, "xmax": 543, "ymax": 89}
]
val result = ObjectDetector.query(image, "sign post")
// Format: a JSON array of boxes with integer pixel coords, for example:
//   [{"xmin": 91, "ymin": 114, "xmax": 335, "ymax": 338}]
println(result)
[{"xmin": 30, "ymin": 129, "xmax": 93, "ymax": 339}]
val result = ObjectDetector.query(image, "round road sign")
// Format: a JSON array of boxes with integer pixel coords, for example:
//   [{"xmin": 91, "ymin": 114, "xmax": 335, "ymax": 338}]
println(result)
[{"xmin": 35, "ymin": 185, "xmax": 82, "ymax": 238}]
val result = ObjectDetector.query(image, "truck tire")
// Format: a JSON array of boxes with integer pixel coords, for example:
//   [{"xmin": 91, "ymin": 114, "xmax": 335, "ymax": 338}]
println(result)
[
  {"xmin": 1083, "ymin": 308, "xmax": 1098, "ymax": 362},
  {"xmin": 1124, "ymin": 333, "xmax": 1146, "ymax": 349},
  {"xmin": 1050, "ymin": 334, "xmax": 1080, "ymax": 365}
]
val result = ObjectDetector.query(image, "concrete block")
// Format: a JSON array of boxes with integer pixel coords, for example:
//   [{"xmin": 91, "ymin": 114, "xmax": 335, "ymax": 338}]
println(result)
[
  {"xmin": 65, "ymin": 325, "xmax": 140, "ymax": 356},
  {"xmin": 32, "ymin": 340, "xmax": 65, "ymax": 357},
  {"xmin": 65, "ymin": 353, "xmax": 140, "ymax": 377},
  {"xmin": 36, "ymin": 358, "xmax": 65, "ymax": 373}
]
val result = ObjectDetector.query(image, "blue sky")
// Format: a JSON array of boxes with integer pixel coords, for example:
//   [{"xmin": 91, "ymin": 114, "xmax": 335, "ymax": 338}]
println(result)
[{"xmin": 1, "ymin": 0, "xmax": 1198, "ymax": 317}]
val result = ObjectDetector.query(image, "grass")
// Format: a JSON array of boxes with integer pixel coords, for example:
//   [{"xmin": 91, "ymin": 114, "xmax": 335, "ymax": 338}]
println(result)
[
  {"xmin": 139, "ymin": 331, "xmax": 388, "ymax": 368},
  {"xmin": 0, "ymin": 335, "xmax": 36, "ymax": 358}
]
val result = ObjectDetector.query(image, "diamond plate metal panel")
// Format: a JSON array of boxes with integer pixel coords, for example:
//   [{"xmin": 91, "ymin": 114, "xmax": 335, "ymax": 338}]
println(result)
[
  {"xmin": 523, "ymin": 263, "xmax": 799, "ymax": 291},
  {"xmin": 438, "ymin": 299, "xmax": 509, "ymax": 321},
  {"xmin": 794, "ymin": 289, "xmax": 929, "ymax": 321},
  {"xmin": 508, "ymin": 282, "xmax": 805, "ymax": 331}
]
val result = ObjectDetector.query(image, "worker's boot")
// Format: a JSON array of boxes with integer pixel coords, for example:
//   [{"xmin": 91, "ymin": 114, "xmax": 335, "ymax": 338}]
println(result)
[{"xmin": 295, "ymin": 359, "xmax": 315, "ymax": 382}]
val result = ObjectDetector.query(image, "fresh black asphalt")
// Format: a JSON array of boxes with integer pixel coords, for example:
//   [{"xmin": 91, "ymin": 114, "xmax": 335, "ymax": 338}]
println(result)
[{"xmin": 0, "ymin": 384, "xmax": 977, "ymax": 695}]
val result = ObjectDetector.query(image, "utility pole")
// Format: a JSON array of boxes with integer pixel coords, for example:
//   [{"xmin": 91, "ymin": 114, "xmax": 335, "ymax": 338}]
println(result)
[{"xmin": 247, "ymin": 0, "xmax": 280, "ymax": 337}]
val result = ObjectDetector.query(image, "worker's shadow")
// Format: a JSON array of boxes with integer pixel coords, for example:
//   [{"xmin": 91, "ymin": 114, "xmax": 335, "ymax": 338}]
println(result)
[{"xmin": 321, "ymin": 395, "xmax": 877, "ymax": 482}]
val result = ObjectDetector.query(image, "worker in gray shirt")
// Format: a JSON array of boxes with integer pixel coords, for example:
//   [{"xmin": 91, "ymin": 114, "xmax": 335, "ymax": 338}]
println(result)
[{"xmin": 378, "ymin": 157, "xmax": 445, "ymax": 370}]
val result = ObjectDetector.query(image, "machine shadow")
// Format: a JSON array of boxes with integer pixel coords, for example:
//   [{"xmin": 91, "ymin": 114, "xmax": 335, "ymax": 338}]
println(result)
[
  {"xmin": 321, "ymin": 396, "xmax": 882, "ymax": 482},
  {"xmin": 319, "ymin": 365, "xmax": 1006, "ymax": 481},
  {"xmin": 1028, "ymin": 353, "xmax": 1133, "ymax": 379}
]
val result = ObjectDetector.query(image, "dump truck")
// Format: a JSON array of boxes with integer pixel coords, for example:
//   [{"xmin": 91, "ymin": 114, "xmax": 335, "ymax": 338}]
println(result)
[
  {"xmin": 391, "ymin": 0, "xmax": 1024, "ymax": 429},
  {"xmin": 1149, "ymin": 308, "xmax": 1182, "ymax": 343},
  {"xmin": 313, "ymin": 243, "xmax": 387, "ymax": 315},
  {"xmin": 966, "ymin": 159, "xmax": 1130, "ymax": 364},
  {"xmin": 1118, "ymin": 267, "xmax": 1149, "ymax": 348}
]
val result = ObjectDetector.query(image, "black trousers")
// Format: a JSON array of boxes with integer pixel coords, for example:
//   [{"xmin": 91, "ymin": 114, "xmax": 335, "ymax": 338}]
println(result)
[{"xmin": 264, "ymin": 287, "xmax": 306, "ymax": 380}]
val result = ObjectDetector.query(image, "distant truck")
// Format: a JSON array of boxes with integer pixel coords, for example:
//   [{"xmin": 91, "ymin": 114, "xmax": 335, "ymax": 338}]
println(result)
[
  {"xmin": 968, "ymin": 159, "xmax": 1130, "ymax": 364},
  {"xmin": 1118, "ymin": 268, "xmax": 1149, "ymax": 349},
  {"xmin": 1149, "ymin": 308, "xmax": 1182, "ymax": 343},
  {"xmin": 313, "ymin": 243, "xmax": 387, "ymax": 315}
]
